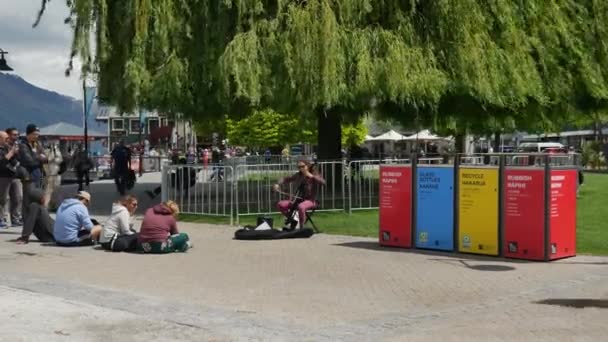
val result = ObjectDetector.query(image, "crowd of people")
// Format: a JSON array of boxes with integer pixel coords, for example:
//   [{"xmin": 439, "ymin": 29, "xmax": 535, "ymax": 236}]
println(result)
[
  {"xmin": 18, "ymin": 189, "xmax": 191, "ymax": 253},
  {"xmin": 0, "ymin": 124, "xmax": 44, "ymax": 229},
  {"xmin": 1, "ymin": 122, "xmax": 326, "ymax": 249},
  {"xmin": 0, "ymin": 123, "xmax": 192, "ymax": 253}
]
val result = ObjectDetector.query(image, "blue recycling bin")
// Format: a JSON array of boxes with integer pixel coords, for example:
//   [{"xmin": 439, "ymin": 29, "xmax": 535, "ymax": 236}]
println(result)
[{"xmin": 415, "ymin": 166, "xmax": 455, "ymax": 251}]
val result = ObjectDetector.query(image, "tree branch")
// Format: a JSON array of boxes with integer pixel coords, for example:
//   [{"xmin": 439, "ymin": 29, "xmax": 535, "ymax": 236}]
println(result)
[{"xmin": 32, "ymin": 0, "xmax": 50, "ymax": 28}]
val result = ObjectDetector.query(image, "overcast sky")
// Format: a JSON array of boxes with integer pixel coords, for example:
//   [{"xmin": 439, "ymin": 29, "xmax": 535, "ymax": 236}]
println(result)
[{"xmin": 0, "ymin": 0, "xmax": 83, "ymax": 99}]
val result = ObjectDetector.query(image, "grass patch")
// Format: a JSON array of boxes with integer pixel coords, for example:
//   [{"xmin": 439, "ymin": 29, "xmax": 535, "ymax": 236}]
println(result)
[
  {"xmin": 179, "ymin": 214, "xmax": 232, "ymax": 225},
  {"xmin": 577, "ymin": 173, "xmax": 608, "ymax": 255},
  {"xmin": 180, "ymin": 173, "xmax": 608, "ymax": 255}
]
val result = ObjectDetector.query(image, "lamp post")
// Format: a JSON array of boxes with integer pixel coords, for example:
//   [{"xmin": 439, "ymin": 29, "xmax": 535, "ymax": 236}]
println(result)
[
  {"xmin": 0, "ymin": 48, "xmax": 14, "ymax": 71},
  {"xmin": 139, "ymin": 110, "xmax": 144, "ymax": 176}
]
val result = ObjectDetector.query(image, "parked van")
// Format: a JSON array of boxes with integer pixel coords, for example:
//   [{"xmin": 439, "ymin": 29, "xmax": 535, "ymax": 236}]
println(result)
[{"xmin": 517, "ymin": 142, "xmax": 566, "ymax": 153}]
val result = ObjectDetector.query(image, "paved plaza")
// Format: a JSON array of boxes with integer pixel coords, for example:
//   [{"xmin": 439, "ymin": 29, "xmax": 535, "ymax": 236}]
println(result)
[{"xmin": 0, "ymin": 214, "xmax": 606, "ymax": 341}]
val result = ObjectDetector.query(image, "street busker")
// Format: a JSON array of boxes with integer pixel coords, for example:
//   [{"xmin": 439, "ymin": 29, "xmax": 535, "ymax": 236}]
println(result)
[
  {"xmin": 137, "ymin": 201, "xmax": 192, "ymax": 254},
  {"xmin": 273, "ymin": 160, "xmax": 325, "ymax": 230},
  {"xmin": 53, "ymin": 191, "xmax": 102, "ymax": 247},
  {"xmin": 99, "ymin": 195, "xmax": 139, "ymax": 252},
  {"xmin": 16, "ymin": 188, "xmax": 55, "ymax": 244}
]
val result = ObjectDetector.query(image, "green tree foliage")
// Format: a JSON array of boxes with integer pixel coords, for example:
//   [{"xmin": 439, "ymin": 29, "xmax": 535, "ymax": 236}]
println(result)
[
  {"xmin": 342, "ymin": 120, "xmax": 368, "ymax": 147},
  {"xmin": 225, "ymin": 109, "xmax": 315, "ymax": 148},
  {"xmin": 37, "ymin": 0, "xmax": 608, "ymax": 156},
  {"xmin": 225, "ymin": 109, "xmax": 366, "ymax": 148},
  {"xmin": 582, "ymin": 141, "xmax": 606, "ymax": 169},
  {"xmin": 192, "ymin": 118, "xmax": 227, "ymax": 143}
]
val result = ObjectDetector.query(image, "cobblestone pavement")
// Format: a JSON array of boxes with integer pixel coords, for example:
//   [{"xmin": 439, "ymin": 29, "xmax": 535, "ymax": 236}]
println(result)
[{"xmin": 0, "ymin": 219, "xmax": 606, "ymax": 341}]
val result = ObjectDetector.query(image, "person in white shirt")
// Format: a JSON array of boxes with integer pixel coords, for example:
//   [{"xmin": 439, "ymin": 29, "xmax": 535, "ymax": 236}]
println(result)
[
  {"xmin": 99, "ymin": 195, "xmax": 139, "ymax": 252},
  {"xmin": 43, "ymin": 142, "xmax": 63, "ymax": 209}
]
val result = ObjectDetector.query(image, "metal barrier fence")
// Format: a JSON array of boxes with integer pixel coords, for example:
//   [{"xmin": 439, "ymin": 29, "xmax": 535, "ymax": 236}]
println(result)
[
  {"xmin": 234, "ymin": 163, "xmax": 295, "ymax": 223},
  {"xmin": 229, "ymin": 155, "xmax": 299, "ymax": 166},
  {"xmin": 347, "ymin": 159, "xmax": 411, "ymax": 213},
  {"xmin": 161, "ymin": 153, "xmax": 582, "ymax": 225},
  {"xmin": 90, "ymin": 156, "xmax": 167, "ymax": 178},
  {"xmin": 491, "ymin": 153, "xmax": 582, "ymax": 168},
  {"xmin": 457, "ymin": 153, "xmax": 583, "ymax": 168},
  {"xmin": 162, "ymin": 164, "xmax": 235, "ymax": 224},
  {"xmin": 204, "ymin": 155, "xmax": 304, "ymax": 173},
  {"xmin": 314, "ymin": 161, "xmax": 347, "ymax": 213}
]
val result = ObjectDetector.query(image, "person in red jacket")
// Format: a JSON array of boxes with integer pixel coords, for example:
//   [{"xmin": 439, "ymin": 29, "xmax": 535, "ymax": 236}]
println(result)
[{"xmin": 137, "ymin": 201, "xmax": 191, "ymax": 253}]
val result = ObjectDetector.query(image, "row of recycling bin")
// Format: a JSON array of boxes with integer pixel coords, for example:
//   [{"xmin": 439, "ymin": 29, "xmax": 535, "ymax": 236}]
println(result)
[{"xmin": 379, "ymin": 156, "xmax": 578, "ymax": 261}]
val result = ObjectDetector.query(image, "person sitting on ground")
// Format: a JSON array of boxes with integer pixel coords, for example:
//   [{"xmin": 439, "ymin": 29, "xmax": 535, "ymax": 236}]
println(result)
[
  {"xmin": 53, "ymin": 191, "xmax": 102, "ymax": 247},
  {"xmin": 15, "ymin": 188, "xmax": 55, "ymax": 244},
  {"xmin": 272, "ymin": 159, "xmax": 325, "ymax": 229},
  {"xmin": 99, "ymin": 195, "xmax": 139, "ymax": 252},
  {"xmin": 137, "ymin": 201, "xmax": 191, "ymax": 253}
]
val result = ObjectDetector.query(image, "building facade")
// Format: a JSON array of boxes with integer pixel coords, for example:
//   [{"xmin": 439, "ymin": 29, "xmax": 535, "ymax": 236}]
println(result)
[{"xmin": 95, "ymin": 106, "xmax": 195, "ymax": 152}]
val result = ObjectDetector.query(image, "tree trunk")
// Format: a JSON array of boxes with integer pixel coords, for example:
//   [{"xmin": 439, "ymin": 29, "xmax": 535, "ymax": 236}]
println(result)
[
  {"xmin": 494, "ymin": 132, "xmax": 501, "ymax": 152},
  {"xmin": 595, "ymin": 121, "xmax": 599, "ymax": 142},
  {"xmin": 316, "ymin": 109, "xmax": 342, "ymax": 161},
  {"xmin": 455, "ymin": 133, "xmax": 465, "ymax": 154},
  {"xmin": 316, "ymin": 109, "xmax": 343, "ymax": 194}
]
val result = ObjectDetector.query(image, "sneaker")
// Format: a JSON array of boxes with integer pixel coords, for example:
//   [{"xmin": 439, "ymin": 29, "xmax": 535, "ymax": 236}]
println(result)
[
  {"xmin": 0, "ymin": 220, "xmax": 7, "ymax": 229},
  {"xmin": 11, "ymin": 219, "xmax": 23, "ymax": 227},
  {"xmin": 15, "ymin": 237, "xmax": 29, "ymax": 245}
]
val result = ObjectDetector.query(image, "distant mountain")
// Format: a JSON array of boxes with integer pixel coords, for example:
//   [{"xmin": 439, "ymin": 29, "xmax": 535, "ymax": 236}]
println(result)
[{"xmin": 0, "ymin": 72, "xmax": 106, "ymax": 132}]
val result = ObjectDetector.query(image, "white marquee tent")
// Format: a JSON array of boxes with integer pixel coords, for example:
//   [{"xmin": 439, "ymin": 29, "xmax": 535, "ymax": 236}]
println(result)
[
  {"xmin": 367, "ymin": 129, "xmax": 407, "ymax": 141},
  {"xmin": 404, "ymin": 129, "xmax": 449, "ymax": 141}
]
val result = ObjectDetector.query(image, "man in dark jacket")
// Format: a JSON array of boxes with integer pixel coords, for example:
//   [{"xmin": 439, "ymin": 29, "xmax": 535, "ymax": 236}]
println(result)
[
  {"xmin": 111, "ymin": 140, "xmax": 132, "ymax": 195},
  {"xmin": 18, "ymin": 124, "xmax": 46, "ymax": 188},
  {"xmin": 18, "ymin": 124, "xmax": 47, "ymax": 219},
  {"xmin": 72, "ymin": 144, "xmax": 93, "ymax": 191}
]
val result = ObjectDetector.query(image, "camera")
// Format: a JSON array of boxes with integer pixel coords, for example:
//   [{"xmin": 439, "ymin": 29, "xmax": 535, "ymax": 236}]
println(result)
[{"xmin": 6, "ymin": 160, "xmax": 29, "ymax": 181}]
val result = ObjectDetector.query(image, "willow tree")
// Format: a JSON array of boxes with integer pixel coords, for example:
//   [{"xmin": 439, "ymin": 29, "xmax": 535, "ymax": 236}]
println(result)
[{"xmin": 38, "ymin": 0, "xmax": 608, "ymax": 157}]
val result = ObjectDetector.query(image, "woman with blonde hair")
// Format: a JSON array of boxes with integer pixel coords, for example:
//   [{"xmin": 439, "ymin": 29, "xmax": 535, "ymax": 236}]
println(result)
[
  {"xmin": 99, "ymin": 195, "xmax": 139, "ymax": 252},
  {"xmin": 137, "ymin": 201, "xmax": 191, "ymax": 253}
]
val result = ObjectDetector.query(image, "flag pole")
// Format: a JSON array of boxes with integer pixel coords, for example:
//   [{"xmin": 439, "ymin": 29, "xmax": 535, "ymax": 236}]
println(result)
[{"xmin": 83, "ymin": 79, "xmax": 89, "ymax": 156}]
